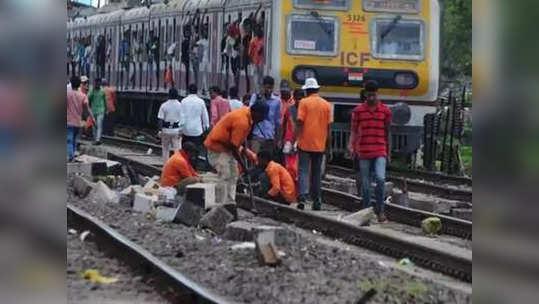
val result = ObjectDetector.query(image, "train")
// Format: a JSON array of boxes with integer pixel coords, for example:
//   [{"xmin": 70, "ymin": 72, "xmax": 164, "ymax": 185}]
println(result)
[{"xmin": 67, "ymin": 0, "xmax": 440, "ymax": 158}]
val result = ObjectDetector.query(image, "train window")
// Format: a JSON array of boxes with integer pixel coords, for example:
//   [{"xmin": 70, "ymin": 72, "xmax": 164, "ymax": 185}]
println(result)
[
  {"xmin": 293, "ymin": 0, "xmax": 350, "ymax": 11},
  {"xmin": 286, "ymin": 14, "xmax": 339, "ymax": 56},
  {"xmin": 363, "ymin": 0, "xmax": 420, "ymax": 14},
  {"xmin": 370, "ymin": 18, "xmax": 425, "ymax": 61}
]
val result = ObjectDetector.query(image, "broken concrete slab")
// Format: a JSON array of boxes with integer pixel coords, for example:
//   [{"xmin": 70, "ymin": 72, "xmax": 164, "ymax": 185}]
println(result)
[
  {"xmin": 72, "ymin": 175, "xmax": 95, "ymax": 198},
  {"xmin": 67, "ymin": 162, "xmax": 107, "ymax": 176},
  {"xmin": 421, "ymin": 217, "xmax": 442, "ymax": 235},
  {"xmin": 133, "ymin": 192, "xmax": 158, "ymax": 213},
  {"xmin": 88, "ymin": 181, "xmax": 119, "ymax": 204},
  {"xmin": 185, "ymin": 183, "xmax": 217, "ymax": 209},
  {"xmin": 173, "ymin": 200, "xmax": 203, "ymax": 226},
  {"xmin": 254, "ymin": 229, "xmax": 281, "ymax": 266},
  {"xmin": 341, "ymin": 207, "xmax": 375, "ymax": 227},
  {"xmin": 199, "ymin": 205, "xmax": 234, "ymax": 234},
  {"xmin": 93, "ymin": 175, "xmax": 131, "ymax": 190}
]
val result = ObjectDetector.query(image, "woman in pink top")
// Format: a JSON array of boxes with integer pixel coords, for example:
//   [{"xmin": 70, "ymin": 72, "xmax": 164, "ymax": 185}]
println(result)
[{"xmin": 210, "ymin": 86, "xmax": 231, "ymax": 127}]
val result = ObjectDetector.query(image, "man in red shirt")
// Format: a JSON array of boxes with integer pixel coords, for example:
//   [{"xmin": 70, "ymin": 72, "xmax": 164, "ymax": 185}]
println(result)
[{"xmin": 348, "ymin": 81, "xmax": 392, "ymax": 222}]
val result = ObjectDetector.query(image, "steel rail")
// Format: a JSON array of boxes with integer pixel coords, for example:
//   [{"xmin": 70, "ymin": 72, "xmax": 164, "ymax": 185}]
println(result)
[
  {"xmin": 103, "ymin": 152, "xmax": 471, "ymax": 282},
  {"xmin": 321, "ymin": 188, "xmax": 472, "ymax": 240},
  {"xmin": 67, "ymin": 204, "xmax": 235, "ymax": 304},
  {"xmin": 326, "ymin": 164, "xmax": 472, "ymax": 202}
]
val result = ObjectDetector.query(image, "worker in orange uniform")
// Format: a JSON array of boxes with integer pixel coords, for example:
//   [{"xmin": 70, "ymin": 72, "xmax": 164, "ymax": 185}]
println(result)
[
  {"xmin": 204, "ymin": 102, "xmax": 268, "ymax": 205},
  {"xmin": 281, "ymin": 88, "xmax": 304, "ymax": 182},
  {"xmin": 256, "ymin": 150, "xmax": 297, "ymax": 204},
  {"xmin": 295, "ymin": 78, "xmax": 332, "ymax": 210},
  {"xmin": 160, "ymin": 142, "xmax": 201, "ymax": 193}
]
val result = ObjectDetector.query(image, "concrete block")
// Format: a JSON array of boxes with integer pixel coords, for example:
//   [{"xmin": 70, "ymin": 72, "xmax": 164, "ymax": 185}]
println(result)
[
  {"xmin": 155, "ymin": 206, "xmax": 178, "ymax": 222},
  {"xmin": 93, "ymin": 175, "xmax": 131, "ymax": 190},
  {"xmin": 133, "ymin": 193, "xmax": 158, "ymax": 213},
  {"xmin": 185, "ymin": 183, "xmax": 216, "ymax": 209},
  {"xmin": 254, "ymin": 229, "xmax": 281, "ymax": 266},
  {"xmin": 452, "ymin": 208, "xmax": 472, "ymax": 221},
  {"xmin": 341, "ymin": 207, "xmax": 375, "ymax": 227},
  {"xmin": 88, "ymin": 181, "xmax": 119, "ymax": 204},
  {"xmin": 72, "ymin": 175, "xmax": 94, "ymax": 198},
  {"xmin": 75, "ymin": 154, "xmax": 122, "ymax": 175},
  {"xmin": 173, "ymin": 200, "xmax": 203, "ymax": 226},
  {"xmin": 67, "ymin": 162, "xmax": 107, "ymax": 176},
  {"xmin": 199, "ymin": 205, "xmax": 234, "ymax": 234},
  {"xmin": 223, "ymin": 221, "xmax": 297, "ymax": 247}
]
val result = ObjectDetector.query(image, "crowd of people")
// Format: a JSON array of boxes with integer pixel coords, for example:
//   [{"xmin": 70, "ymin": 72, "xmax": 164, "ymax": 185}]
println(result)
[{"xmin": 67, "ymin": 73, "xmax": 392, "ymax": 222}]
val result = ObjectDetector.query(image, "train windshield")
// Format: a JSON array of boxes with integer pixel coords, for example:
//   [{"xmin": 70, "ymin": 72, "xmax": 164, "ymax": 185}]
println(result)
[
  {"xmin": 287, "ymin": 15, "xmax": 339, "ymax": 56},
  {"xmin": 371, "ymin": 18, "xmax": 425, "ymax": 61},
  {"xmin": 293, "ymin": 0, "xmax": 350, "ymax": 11}
]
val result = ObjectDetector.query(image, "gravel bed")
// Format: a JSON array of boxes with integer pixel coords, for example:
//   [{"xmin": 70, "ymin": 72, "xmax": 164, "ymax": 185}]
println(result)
[
  {"xmin": 67, "ymin": 227, "xmax": 166, "ymax": 303},
  {"xmin": 68, "ymin": 182, "xmax": 471, "ymax": 304}
]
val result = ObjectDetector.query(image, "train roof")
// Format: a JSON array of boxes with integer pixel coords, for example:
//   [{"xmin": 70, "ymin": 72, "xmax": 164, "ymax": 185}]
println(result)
[{"xmin": 68, "ymin": 0, "xmax": 272, "ymax": 29}]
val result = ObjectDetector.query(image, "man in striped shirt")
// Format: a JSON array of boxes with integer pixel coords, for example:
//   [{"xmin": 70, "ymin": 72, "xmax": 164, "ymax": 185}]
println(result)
[{"xmin": 348, "ymin": 81, "xmax": 392, "ymax": 223}]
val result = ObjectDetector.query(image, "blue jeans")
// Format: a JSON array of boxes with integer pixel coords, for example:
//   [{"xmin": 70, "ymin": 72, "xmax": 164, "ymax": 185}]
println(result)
[
  {"xmin": 67, "ymin": 126, "xmax": 79, "ymax": 161},
  {"xmin": 360, "ymin": 157, "xmax": 387, "ymax": 214},
  {"xmin": 92, "ymin": 113, "xmax": 104, "ymax": 142},
  {"xmin": 298, "ymin": 150, "xmax": 324, "ymax": 202}
]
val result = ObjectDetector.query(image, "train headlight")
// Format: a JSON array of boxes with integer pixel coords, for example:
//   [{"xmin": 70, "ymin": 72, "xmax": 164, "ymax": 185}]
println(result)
[
  {"xmin": 391, "ymin": 102, "xmax": 412, "ymax": 125},
  {"xmin": 394, "ymin": 72, "xmax": 417, "ymax": 88},
  {"xmin": 294, "ymin": 68, "xmax": 316, "ymax": 83}
]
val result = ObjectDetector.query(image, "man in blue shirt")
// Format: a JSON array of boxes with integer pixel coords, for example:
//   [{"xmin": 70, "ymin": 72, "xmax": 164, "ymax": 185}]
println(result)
[{"xmin": 249, "ymin": 76, "xmax": 281, "ymax": 154}]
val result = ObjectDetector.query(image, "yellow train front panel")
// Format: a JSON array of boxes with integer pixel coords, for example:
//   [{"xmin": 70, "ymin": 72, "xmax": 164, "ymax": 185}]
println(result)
[{"xmin": 278, "ymin": 0, "xmax": 440, "ymax": 103}]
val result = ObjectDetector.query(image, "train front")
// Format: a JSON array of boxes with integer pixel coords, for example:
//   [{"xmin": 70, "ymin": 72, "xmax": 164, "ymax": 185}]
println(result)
[{"xmin": 277, "ymin": 0, "xmax": 440, "ymax": 157}]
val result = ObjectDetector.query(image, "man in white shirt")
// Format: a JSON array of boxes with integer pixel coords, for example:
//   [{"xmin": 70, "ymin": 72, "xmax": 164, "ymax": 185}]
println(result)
[
  {"xmin": 197, "ymin": 31, "xmax": 210, "ymax": 96},
  {"xmin": 180, "ymin": 84, "xmax": 210, "ymax": 147},
  {"xmin": 158, "ymin": 88, "xmax": 184, "ymax": 162},
  {"xmin": 228, "ymin": 86, "xmax": 243, "ymax": 110}
]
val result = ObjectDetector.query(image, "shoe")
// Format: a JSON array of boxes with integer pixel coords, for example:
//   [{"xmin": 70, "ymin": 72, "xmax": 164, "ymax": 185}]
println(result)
[
  {"xmin": 312, "ymin": 201, "xmax": 321, "ymax": 211},
  {"xmin": 297, "ymin": 203, "xmax": 305, "ymax": 210},
  {"xmin": 377, "ymin": 213, "xmax": 388, "ymax": 223}
]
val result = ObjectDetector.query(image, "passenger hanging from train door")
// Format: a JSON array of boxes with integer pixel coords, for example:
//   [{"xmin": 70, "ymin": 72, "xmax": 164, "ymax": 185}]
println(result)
[
  {"xmin": 197, "ymin": 28, "xmax": 210, "ymax": 97},
  {"xmin": 131, "ymin": 30, "xmax": 142, "ymax": 89},
  {"xmin": 106, "ymin": 35, "xmax": 113, "ymax": 83},
  {"xmin": 249, "ymin": 26, "xmax": 265, "ymax": 94},
  {"xmin": 203, "ymin": 101, "xmax": 268, "ymax": 206},
  {"xmin": 348, "ymin": 81, "xmax": 392, "ymax": 223},
  {"xmin": 120, "ymin": 31, "xmax": 130, "ymax": 90},
  {"xmin": 255, "ymin": 150, "xmax": 297, "ymax": 205},
  {"xmin": 227, "ymin": 19, "xmax": 241, "ymax": 89},
  {"xmin": 160, "ymin": 141, "xmax": 202, "ymax": 195},
  {"xmin": 248, "ymin": 76, "xmax": 281, "ymax": 156},
  {"xmin": 150, "ymin": 33, "xmax": 160, "ymax": 91},
  {"xmin": 240, "ymin": 4, "xmax": 262, "ymax": 95},
  {"xmin": 96, "ymin": 34, "xmax": 106, "ymax": 80},
  {"xmin": 165, "ymin": 39, "xmax": 177, "ymax": 89},
  {"xmin": 295, "ymin": 78, "xmax": 332, "ymax": 211},
  {"xmin": 181, "ymin": 24, "xmax": 192, "ymax": 91},
  {"xmin": 158, "ymin": 88, "xmax": 185, "ymax": 163}
]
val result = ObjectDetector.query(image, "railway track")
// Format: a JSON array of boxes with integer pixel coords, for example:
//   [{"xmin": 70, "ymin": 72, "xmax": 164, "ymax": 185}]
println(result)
[
  {"xmin": 67, "ymin": 204, "xmax": 232, "ymax": 304},
  {"xmin": 96, "ymin": 147, "xmax": 471, "ymax": 283},
  {"xmin": 326, "ymin": 165, "xmax": 472, "ymax": 202}
]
